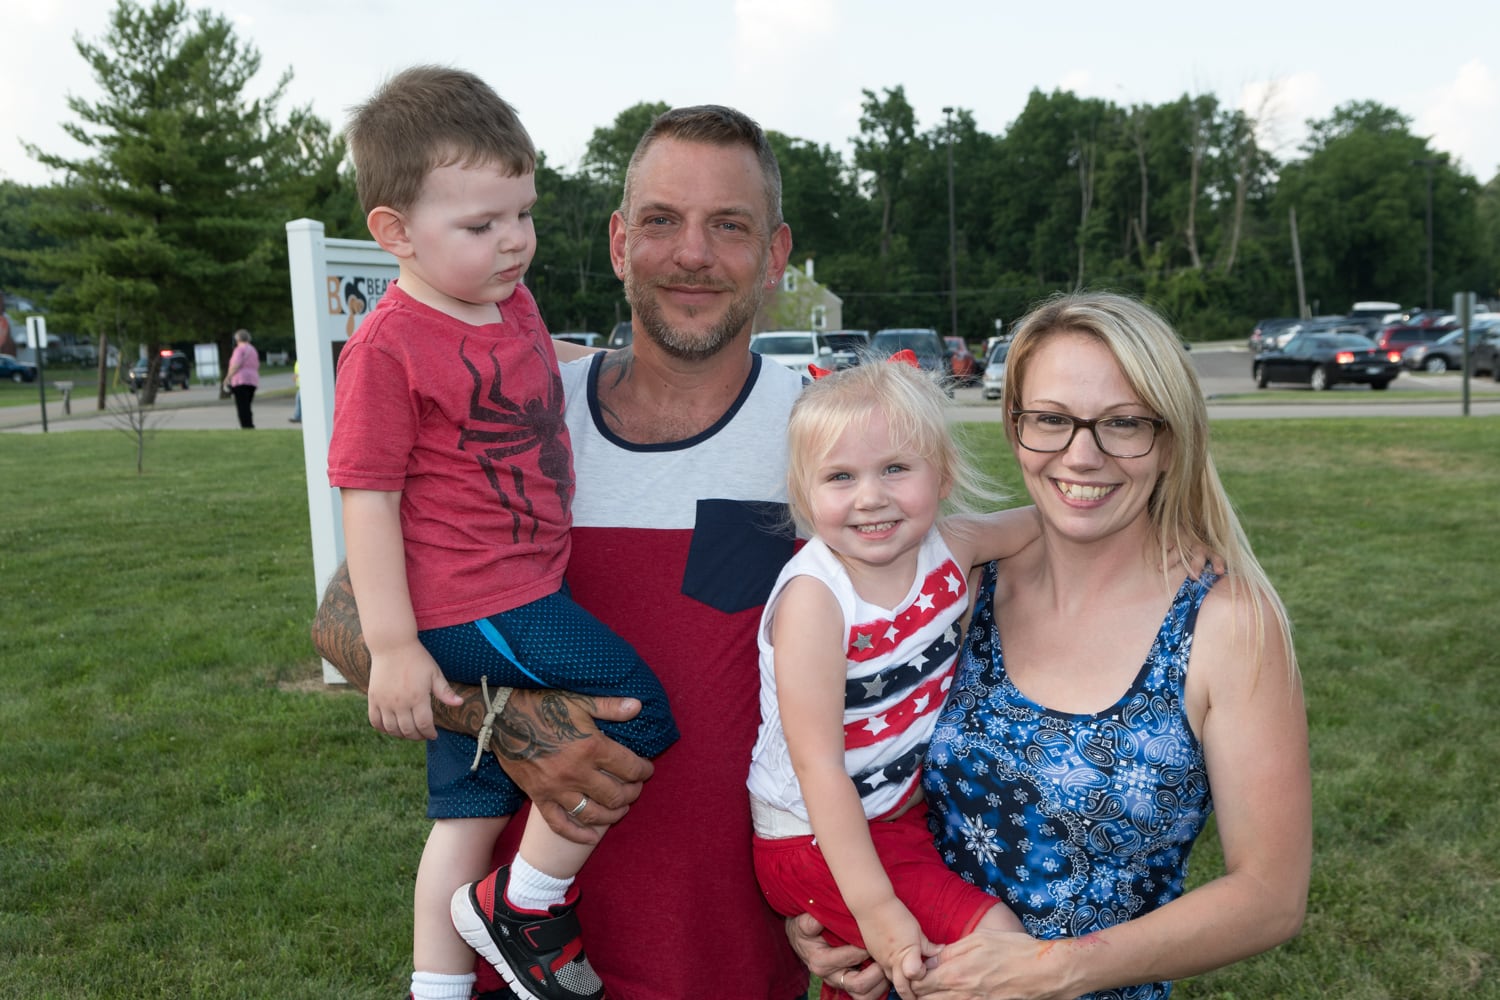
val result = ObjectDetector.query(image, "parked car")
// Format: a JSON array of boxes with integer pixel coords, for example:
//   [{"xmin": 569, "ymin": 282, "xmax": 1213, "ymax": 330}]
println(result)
[
  {"xmin": 1470, "ymin": 322, "xmax": 1500, "ymax": 380},
  {"xmin": 552, "ymin": 332, "xmax": 604, "ymax": 349},
  {"xmin": 1263, "ymin": 316, "xmax": 1351, "ymax": 351},
  {"xmin": 749, "ymin": 330, "xmax": 832, "ymax": 373},
  {"xmin": 1253, "ymin": 332, "xmax": 1401, "ymax": 391},
  {"xmin": 1248, "ymin": 317, "xmax": 1299, "ymax": 353},
  {"xmin": 1374, "ymin": 324, "xmax": 1454, "ymax": 355},
  {"xmin": 1402, "ymin": 329, "xmax": 1467, "ymax": 372},
  {"xmin": 127, "ymin": 350, "xmax": 192, "ymax": 391},
  {"xmin": 944, "ymin": 336, "xmax": 980, "ymax": 386},
  {"xmin": 981, "ymin": 341, "xmax": 1009, "ymax": 400},
  {"xmin": 0, "ymin": 354, "xmax": 38, "ymax": 382},
  {"xmin": 606, "ymin": 321, "xmax": 633, "ymax": 349},
  {"xmin": 870, "ymin": 328, "xmax": 951, "ymax": 377},
  {"xmin": 821, "ymin": 330, "xmax": 870, "ymax": 370}
]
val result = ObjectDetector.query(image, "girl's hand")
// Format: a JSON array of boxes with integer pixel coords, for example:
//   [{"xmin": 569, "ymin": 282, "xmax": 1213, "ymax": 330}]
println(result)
[{"xmin": 858, "ymin": 898, "xmax": 936, "ymax": 1000}]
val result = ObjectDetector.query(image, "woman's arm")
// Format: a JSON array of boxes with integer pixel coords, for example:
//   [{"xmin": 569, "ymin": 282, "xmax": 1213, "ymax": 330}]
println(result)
[
  {"xmin": 773, "ymin": 577, "xmax": 934, "ymax": 994},
  {"xmin": 915, "ymin": 588, "xmax": 1310, "ymax": 999},
  {"xmin": 223, "ymin": 346, "xmax": 241, "ymax": 388}
]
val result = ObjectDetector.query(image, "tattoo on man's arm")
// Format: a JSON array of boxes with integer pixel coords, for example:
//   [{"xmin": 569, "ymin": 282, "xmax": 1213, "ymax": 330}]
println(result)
[
  {"xmin": 311, "ymin": 563, "xmax": 592, "ymax": 762},
  {"xmin": 492, "ymin": 690, "xmax": 595, "ymax": 762},
  {"xmin": 310, "ymin": 563, "xmax": 373, "ymax": 691}
]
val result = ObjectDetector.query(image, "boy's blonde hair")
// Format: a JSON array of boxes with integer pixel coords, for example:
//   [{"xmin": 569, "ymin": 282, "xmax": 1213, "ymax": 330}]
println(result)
[
  {"xmin": 345, "ymin": 65, "xmax": 536, "ymax": 216},
  {"xmin": 785, "ymin": 360, "xmax": 1009, "ymax": 537}
]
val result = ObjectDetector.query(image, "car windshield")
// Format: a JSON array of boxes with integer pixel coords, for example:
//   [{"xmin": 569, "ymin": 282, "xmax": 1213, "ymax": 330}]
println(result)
[
  {"xmin": 824, "ymin": 334, "xmax": 867, "ymax": 351},
  {"xmin": 872, "ymin": 332, "xmax": 938, "ymax": 353},
  {"xmin": 1332, "ymin": 334, "xmax": 1377, "ymax": 349},
  {"xmin": 751, "ymin": 334, "xmax": 815, "ymax": 355}
]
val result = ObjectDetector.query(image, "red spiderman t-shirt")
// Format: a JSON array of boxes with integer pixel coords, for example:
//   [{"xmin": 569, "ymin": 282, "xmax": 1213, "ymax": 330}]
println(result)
[{"xmin": 327, "ymin": 281, "xmax": 572, "ymax": 630}]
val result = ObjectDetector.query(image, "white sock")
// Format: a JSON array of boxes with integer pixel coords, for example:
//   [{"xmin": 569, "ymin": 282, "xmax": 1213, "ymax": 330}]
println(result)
[
  {"xmin": 410, "ymin": 970, "xmax": 476, "ymax": 1000},
  {"xmin": 504, "ymin": 855, "xmax": 573, "ymax": 913}
]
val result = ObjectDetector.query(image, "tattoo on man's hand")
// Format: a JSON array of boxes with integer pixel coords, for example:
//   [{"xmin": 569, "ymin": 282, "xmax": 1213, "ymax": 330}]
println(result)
[{"xmin": 491, "ymin": 691, "xmax": 595, "ymax": 762}]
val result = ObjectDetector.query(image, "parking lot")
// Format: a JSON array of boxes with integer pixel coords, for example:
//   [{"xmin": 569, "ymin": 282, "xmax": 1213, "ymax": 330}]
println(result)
[{"xmin": 5, "ymin": 345, "xmax": 1499, "ymax": 435}]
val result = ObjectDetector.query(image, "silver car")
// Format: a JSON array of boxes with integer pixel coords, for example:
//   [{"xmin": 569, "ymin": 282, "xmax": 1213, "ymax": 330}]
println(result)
[{"xmin": 981, "ymin": 342, "xmax": 1009, "ymax": 400}]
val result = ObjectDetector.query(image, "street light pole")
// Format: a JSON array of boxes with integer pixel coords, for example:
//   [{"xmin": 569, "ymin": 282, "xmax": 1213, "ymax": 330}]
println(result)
[
  {"xmin": 942, "ymin": 106, "xmax": 958, "ymax": 342},
  {"xmin": 1410, "ymin": 157, "xmax": 1439, "ymax": 309}
]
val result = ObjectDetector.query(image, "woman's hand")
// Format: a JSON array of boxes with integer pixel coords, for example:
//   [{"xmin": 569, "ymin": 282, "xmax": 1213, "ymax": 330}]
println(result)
[
  {"xmin": 912, "ymin": 927, "xmax": 1070, "ymax": 1000},
  {"xmin": 785, "ymin": 914, "xmax": 889, "ymax": 1000}
]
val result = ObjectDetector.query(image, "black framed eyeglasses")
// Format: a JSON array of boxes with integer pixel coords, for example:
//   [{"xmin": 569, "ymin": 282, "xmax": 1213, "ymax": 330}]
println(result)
[{"xmin": 1011, "ymin": 409, "xmax": 1166, "ymax": 458}]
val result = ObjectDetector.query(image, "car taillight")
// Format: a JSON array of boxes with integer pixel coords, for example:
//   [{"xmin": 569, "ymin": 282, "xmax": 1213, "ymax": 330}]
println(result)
[
  {"xmin": 1387, "ymin": 352, "xmax": 1402, "ymax": 363},
  {"xmin": 1335, "ymin": 352, "xmax": 1355, "ymax": 364}
]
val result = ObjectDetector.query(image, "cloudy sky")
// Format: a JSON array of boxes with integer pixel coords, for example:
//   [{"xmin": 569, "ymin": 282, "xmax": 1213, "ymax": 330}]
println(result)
[{"xmin": 3, "ymin": 0, "xmax": 1498, "ymax": 189}]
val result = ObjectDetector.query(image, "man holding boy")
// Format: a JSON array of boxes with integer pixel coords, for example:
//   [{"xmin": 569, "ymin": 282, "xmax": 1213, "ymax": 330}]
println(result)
[{"xmin": 315, "ymin": 104, "xmax": 820, "ymax": 999}]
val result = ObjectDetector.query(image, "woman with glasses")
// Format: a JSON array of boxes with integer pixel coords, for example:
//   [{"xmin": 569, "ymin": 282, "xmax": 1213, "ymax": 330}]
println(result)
[{"xmin": 893, "ymin": 292, "xmax": 1309, "ymax": 999}]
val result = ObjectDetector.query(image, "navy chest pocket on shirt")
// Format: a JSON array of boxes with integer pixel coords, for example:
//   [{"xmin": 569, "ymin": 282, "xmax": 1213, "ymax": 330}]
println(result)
[{"xmin": 681, "ymin": 499, "xmax": 795, "ymax": 614}]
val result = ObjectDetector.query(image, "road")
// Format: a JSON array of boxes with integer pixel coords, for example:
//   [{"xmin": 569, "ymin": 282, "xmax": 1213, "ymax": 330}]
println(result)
[
  {"xmin": 948, "ymin": 342, "xmax": 1500, "ymax": 421},
  {"xmin": 0, "ymin": 370, "xmax": 299, "ymax": 433},
  {"xmin": 4, "ymin": 345, "xmax": 1499, "ymax": 434}
]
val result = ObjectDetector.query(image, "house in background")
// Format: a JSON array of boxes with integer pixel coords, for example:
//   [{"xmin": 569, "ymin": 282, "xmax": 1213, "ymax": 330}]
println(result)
[{"xmin": 756, "ymin": 258, "xmax": 842, "ymax": 333}]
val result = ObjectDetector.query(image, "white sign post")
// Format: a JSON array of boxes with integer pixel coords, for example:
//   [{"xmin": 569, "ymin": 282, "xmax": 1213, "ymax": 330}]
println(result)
[
  {"xmin": 286, "ymin": 218, "xmax": 399, "ymax": 682},
  {"xmin": 193, "ymin": 343, "xmax": 221, "ymax": 384}
]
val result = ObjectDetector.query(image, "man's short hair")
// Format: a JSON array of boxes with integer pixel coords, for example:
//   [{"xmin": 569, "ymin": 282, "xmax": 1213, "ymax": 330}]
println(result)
[
  {"xmin": 345, "ymin": 65, "xmax": 536, "ymax": 216},
  {"xmin": 621, "ymin": 105, "xmax": 783, "ymax": 229}
]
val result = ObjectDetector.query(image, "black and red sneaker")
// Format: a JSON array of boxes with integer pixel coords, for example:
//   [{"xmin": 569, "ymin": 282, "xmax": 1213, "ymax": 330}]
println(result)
[{"xmin": 451, "ymin": 866, "xmax": 605, "ymax": 1000}]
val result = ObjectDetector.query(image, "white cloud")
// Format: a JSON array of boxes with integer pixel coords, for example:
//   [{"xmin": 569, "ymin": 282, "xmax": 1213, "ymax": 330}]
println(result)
[
  {"xmin": 1238, "ymin": 71, "xmax": 1328, "ymax": 159},
  {"xmin": 1056, "ymin": 70, "xmax": 1094, "ymax": 96},
  {"xmin": 1415, "ymin": 59, "xmax": 1500, "ymax": 178}
]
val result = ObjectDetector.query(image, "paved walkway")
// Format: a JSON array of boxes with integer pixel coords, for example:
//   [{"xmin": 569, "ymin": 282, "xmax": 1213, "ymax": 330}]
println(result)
[
  {"xmin": 6, "ymin": 357, "xmax": 1498, "ymax": 433},
  {"xmin": 1, "ymin": 371, "xmax": 299, "ymax": 433}
]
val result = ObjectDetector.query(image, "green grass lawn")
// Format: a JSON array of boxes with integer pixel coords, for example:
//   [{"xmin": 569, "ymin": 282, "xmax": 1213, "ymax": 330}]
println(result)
[{"xmin": 2, "ymin": 420, "xmax": 1497, "ymax": 998}]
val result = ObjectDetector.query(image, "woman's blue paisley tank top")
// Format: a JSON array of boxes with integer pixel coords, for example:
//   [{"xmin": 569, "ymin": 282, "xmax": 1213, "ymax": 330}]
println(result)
[{"xmin": 923, "ymin": 561, "xmax": 1219, "ymax": 1000}]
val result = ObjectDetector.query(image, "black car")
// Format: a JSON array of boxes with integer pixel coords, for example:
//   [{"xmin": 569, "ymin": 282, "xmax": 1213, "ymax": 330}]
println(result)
[
  {"xmin": 0, "ymin": 355, "xmax": 38, "ymax": 382},
  {"xmin": 1253, "ymin": 332, "xmax": 1401, "ymax": 391},
  {"xmin": 128, "ymin": 351, "xmax": 192, "ymax": 391},
  {"xmin": 821, "ymin": 330, "xmax": 870, "ymax": 370},
  {"xmin": 870, "ymin": 328, "xmax": 951, "ymax": 376}
]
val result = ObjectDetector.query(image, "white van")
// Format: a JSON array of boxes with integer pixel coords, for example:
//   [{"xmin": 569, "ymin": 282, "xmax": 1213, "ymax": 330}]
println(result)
[{"xmin": 1349, "ymin": 301, "xmax": 1404, "ymax": 324}]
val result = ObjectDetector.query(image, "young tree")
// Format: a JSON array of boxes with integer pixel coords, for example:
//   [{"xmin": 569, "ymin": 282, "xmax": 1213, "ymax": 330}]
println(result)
[
  {"xmin": 19, "ymin": 0, "xmax": 342, "ymax": 402},
  {"xmin": 854, "ymin": 86, "xmax": 918, "ymax": 261}
]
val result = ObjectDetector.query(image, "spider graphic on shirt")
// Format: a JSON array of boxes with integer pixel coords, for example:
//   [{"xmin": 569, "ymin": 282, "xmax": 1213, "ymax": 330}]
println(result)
[{"xmin": 456, "ymin": 337, "xmax": 571, "ymax": 544}]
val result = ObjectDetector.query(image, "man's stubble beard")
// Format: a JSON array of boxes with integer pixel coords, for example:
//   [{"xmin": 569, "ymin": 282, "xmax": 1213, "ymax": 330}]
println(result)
[{"xmin": 624, "ymin": 261, "xmax": 768, "ymax": 363}]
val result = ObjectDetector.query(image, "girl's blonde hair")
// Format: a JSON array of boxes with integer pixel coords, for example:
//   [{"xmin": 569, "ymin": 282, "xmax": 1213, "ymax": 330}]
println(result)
[
  {"xmin": 1003, "ymin": 291, "xmax": 1296, "ymax": 673},
  {"xmin": 785, "ymin": 360, "xmax": 1009, "ymax": 537}
]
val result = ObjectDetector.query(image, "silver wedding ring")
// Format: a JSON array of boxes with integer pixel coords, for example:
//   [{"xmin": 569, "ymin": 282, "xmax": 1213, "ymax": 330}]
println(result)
[{"xmin": 569, "ymin": 795, "xmax": 589, "ymax": 817}]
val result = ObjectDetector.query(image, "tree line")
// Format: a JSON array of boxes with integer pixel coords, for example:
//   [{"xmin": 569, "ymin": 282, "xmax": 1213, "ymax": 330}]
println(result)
[{"xmin": 3, "ymin": 0, "xmax": 1497, "ymax": 389}]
